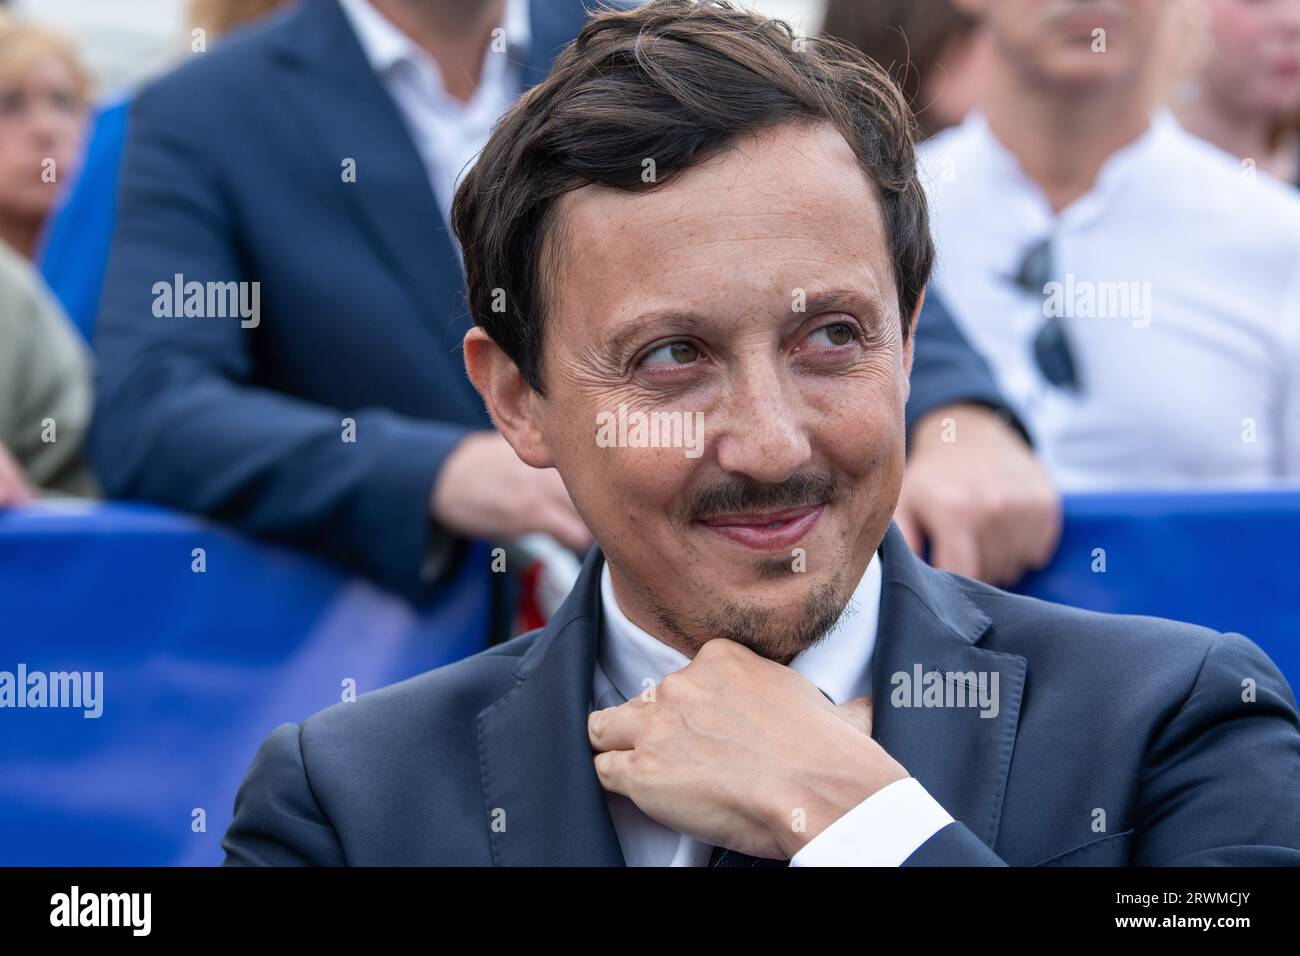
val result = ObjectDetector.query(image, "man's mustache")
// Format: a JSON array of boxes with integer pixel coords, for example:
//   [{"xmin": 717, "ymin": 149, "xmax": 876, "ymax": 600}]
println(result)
[{"xmin": 684, "ymin": 471, "xmax": 846, "ymax": 523}]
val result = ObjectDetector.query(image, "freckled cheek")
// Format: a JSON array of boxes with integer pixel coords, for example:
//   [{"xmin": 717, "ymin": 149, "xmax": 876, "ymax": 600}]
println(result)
[
  {"xmin": 610, "ymin": 445, "xmax": 697, "ymax": 512},
  {"xmin": 800, "ymin": 374, "xmax": 904, "ymax": 469},
  {"xmin": 815, "ymin": 420, "xmax": 894, "ymax": 488},
  {"xmin": 555, "ymin": 423, "xmax": 697, "ymax": 541}
]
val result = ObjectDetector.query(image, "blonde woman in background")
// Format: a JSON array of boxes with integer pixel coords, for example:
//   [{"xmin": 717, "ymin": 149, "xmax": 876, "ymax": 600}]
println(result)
[
  {"xmin": 0, "ymin": 12, "xmax": 91, "ymax": 261},
  {"xmin": 1175, "ymin": 0, "xmax": 1300, "ymax": 185},
  {"xmin": 3, "ymin": 1, "xmax": 291, "ymax": 502},
  {"xmin": 0, "ymin": 12, "xmax": 95, "ymax": 503}
]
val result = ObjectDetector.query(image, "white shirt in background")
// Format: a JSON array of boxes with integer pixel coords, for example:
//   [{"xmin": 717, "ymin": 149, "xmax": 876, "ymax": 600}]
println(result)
[
  {"xmin": 593, "ymin": 552, "xmax": 955, "ymax": 866},
  {"xmin": 919, "ymin": 111, "xmax": 1300, "ymax": 491},
  {"xmin": 337, "ymin": 0, "xmax": 530, "ymax": 222}
]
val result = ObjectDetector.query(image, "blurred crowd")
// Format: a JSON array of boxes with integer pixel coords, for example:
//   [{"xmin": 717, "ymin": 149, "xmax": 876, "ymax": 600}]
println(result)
[{"xmin": 1, "ymin": 0, "xmax": 1298, "ymax": 630}]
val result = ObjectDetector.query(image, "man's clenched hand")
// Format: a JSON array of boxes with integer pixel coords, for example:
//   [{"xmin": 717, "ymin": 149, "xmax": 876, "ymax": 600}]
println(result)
[{"xmin": 588, "ymin": 638, "xmax": 907, "ymax": 859}]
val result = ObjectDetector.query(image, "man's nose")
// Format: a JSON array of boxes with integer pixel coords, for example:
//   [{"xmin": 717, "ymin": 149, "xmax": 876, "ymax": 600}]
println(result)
[{"xmin": 712, "ymin": 363, "xmax": 812, "ymax": 484}]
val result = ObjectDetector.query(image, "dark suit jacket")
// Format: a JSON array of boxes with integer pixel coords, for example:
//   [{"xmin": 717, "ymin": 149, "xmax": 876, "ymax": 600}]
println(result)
[
  {"xmin": 222, "ymin": 524, "xmax": 1300, "ymax": 865},
  {"xmin": 91, "ymin": 0, "xmax": 1011, "ymax": 600}
]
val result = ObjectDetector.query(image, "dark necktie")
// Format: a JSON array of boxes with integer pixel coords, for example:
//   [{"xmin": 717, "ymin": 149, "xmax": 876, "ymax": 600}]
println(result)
[{"xmin": 708, "ymin": 844, "xmax": 789, "ymax": 867}]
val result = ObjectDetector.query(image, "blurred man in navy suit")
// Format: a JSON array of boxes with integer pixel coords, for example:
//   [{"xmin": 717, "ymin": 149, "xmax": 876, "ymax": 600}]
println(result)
[
  {"xmin": 222, "ymin": 0, "xmax": 1300, "ymax": 867},
  {"xmin": 93, "ymin": 0, "xmax": 1057, "ymax": 625}
]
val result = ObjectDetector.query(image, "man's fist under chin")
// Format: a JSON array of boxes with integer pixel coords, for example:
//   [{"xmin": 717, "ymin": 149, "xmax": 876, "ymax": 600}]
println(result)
[{"xmin": 587, "ymin": 637, "xmax": 909, "ymax": 859}]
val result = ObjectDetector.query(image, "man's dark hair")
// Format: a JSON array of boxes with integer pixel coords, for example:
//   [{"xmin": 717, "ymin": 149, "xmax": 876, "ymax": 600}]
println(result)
[{"xmin": 451, "ymin": 0, "xmax": 933, "ymax": 394}]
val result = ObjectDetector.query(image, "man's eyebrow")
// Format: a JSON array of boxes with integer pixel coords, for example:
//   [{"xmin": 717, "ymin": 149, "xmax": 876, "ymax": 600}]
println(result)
[
  {"xmin": 799, "ymin": 288, "xmax": 885, "ymax": 323},
  {"xmin": 603, "ymin": 310, "xmax": 703, "ymax": 358},
  {"xmin": 602, "ymin": 288, "xmax": 885, "ymax": 356}
]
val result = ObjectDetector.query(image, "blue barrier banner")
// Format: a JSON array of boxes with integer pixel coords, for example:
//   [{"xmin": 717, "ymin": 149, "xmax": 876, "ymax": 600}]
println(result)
[
  {"xmin": 0, "ymin": 502, "xmax": 493, "ymax": 866},
  {"xmin": 1015, "ymin": 490, "xmax": 1300, "ymax": 692},
  {"xmin": 1, "ymin": 493, "xmax": 1296, "ymax": 866}
]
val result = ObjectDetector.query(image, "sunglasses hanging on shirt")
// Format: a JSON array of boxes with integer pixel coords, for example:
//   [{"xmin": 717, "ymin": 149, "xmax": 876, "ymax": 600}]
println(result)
[{"xmin": 1011, "ymin": 236, "xmax": 1083, "ymax": 394}]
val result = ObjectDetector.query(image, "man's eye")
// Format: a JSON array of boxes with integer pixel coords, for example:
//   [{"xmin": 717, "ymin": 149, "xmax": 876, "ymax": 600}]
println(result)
[
  {"xmin": 805, "ymin": 323, "xmax": 855, "ymax": 348},
  {"xmin": 641, "ymin": 341, "xmax": 700, "ymax": 367}
]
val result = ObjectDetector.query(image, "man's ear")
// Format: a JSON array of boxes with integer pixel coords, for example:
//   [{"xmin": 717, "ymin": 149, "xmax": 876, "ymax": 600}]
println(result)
[
  {"xmin": 463, "ymin": 327, "xmax": 555, "ymax": 468},
  {"xmin": 902, "ymin": 286, "xmax": 925, "ymax": 402}
]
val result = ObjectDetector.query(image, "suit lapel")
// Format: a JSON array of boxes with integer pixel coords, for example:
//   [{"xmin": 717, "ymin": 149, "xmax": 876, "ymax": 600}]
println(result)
[
  {"xmin": 871, "ymin": 524, "xmax": 1025, "ymax": 850},
  {"xmin": 477, "ymin": 547, "xmax": 626, "ymax": 866}
]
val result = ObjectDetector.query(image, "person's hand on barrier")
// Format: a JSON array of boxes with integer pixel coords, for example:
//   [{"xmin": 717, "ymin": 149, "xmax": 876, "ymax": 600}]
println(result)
[
  {"xmin": 430, "ymin": 430, "xmax": 593, "ymax": 553},
  {"xmin": 895, "ymin": 403, "xmax": 1060, "ymax": 586},
  {"xmin": 0, "ymin": 440, "xmax": 37, "ymax": 507}
]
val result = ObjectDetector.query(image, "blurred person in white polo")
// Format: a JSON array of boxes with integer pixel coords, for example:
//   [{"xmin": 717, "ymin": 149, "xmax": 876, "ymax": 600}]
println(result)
[{"xmin": 920, "ymin": 0, "xmax": 1300, "ymax": 490}]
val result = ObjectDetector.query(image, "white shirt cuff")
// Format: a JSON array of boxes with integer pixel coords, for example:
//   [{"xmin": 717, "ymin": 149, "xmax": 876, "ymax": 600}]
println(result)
[{"xmin": 789, "ymin": 777, "xmax": 954, "ymax": 867}]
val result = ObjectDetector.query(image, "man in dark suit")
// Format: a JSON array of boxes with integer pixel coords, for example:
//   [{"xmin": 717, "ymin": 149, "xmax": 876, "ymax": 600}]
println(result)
[
  {"xmin": 222, "ymin": 0, "xmax": 1300, "ymax": 866},
  {"xmin": 92, "ymin": 0, "xmax": 1057, "ymax": 624}
]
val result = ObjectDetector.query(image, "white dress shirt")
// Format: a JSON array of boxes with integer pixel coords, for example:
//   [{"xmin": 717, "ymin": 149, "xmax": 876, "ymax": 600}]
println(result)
[
  {"xmin": 592, "ymin": 553, "xmax": 955, "ymax": 866},
  {"xmin": 919, "ymin": 111, "xmax": 1300, "ymax": 491},
  {"xmin": 337, "ymin": 0, "xmax": 530, "ymax": 221}
]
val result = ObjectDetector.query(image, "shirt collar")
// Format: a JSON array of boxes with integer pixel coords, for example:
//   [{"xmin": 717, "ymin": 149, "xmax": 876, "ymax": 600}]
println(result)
[
  {"xmin": 598, "ymin": 551, "xmax": 883, "ymax": 707},
  {"xmin": 961, "ymin": 107, "xmax": 1176, "ymax": 229},
  {"xmin": 337, "ymin": 0, "xmax": 532, "ymax": 76}
]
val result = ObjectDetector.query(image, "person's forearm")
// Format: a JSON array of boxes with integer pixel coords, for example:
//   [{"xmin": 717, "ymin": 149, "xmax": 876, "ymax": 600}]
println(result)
[{"xmin": 91, "ymin": 368, "xmax": 467, "ymax": 597}]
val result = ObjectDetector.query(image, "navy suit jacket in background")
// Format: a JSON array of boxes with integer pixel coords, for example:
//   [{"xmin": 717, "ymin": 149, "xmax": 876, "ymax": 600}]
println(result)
[
  {"xmin": 91, "ymin": 0, "xmax": 1011, "ymax": 601},
  {"xmin": 222, "ymin": 523, "xmax": 1300, "ymax": 866}
]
